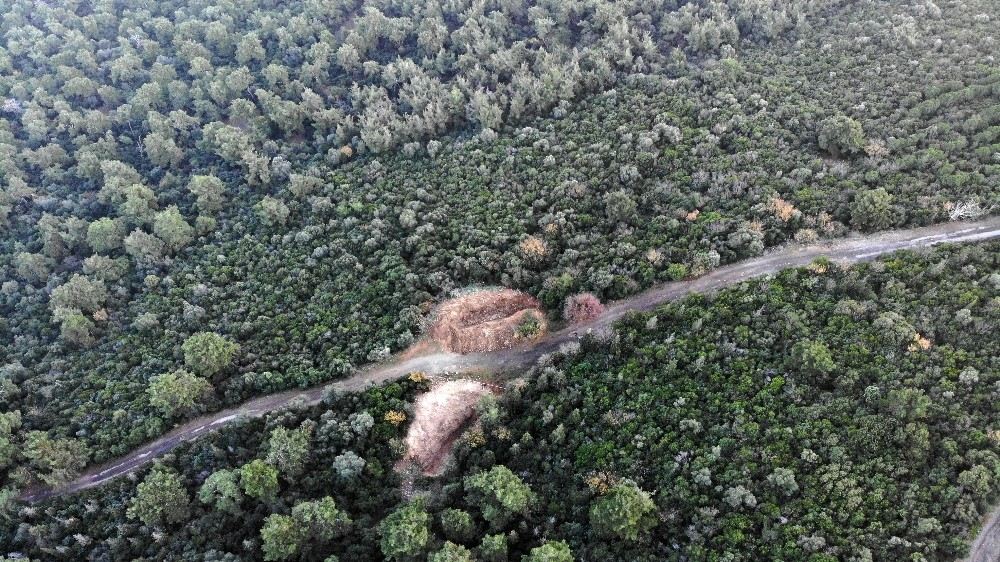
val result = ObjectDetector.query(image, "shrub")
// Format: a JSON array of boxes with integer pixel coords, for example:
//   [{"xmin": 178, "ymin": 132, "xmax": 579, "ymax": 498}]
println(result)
[
  {"xmin": 563, "ymin": 293, "xmax": 605, "ymax": 324},
  {"xmin": 851, "ymin": 188, "xmax": 895, "ymax": 231},
  {"xmin": 818, "ymin": 115, "xmax": 865, "ymax": 157},
  {"xmin": 516, "ymin": 313, "xmax": 542, "ymax": 338}
]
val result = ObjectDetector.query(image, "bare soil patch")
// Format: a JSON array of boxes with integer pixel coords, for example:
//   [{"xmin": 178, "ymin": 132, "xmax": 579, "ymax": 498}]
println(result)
[
  {"xmin": 399, "ymin": 380, "xmax": 496, "ymax": 476},
  {"xmin": 428, "ymin": 288, "xmax": 546, "ymax": 353}
]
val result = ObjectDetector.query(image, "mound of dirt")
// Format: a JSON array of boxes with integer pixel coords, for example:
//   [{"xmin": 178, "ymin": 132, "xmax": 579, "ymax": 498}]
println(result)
[
  {"xmin": 428, "ymin": 288, "xmax": 546, "ymax": 353},
  {"xmin": 400, "ymin": 380, "xmax": 496, "ymax": 476}
]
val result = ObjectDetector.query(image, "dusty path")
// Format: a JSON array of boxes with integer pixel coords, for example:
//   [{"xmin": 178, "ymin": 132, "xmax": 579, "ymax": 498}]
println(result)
[
  {"xmin": 21, "ymin": 216, "xmax": 1000, "ymax": 509},
  {"xmin": 961, "ymin": 505, "xmax": 1000, "ymax": 562}
]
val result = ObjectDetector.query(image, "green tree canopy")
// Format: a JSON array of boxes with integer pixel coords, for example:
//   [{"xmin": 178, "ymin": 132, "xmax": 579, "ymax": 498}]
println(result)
[
  {"xmin": 479, "ymin": 533, "xmax": 508, "ymax": 562},
  {"xmin": 522, "ymin": 541, "xmax": 573, "ymax": 562},
  {"xmin": 0, "ymin": 411, "xmax": 22, "ymax": 472},
  {"xmin": 440, "ymin": 508, "xmax": 475, "ymax": 543},
  {"xmin": 261, "ymin": 496, "xmax": 351, "ymax": 561},
  {"xmin": 57, "ymin": 311, "xmax": 97, "ymax": 347},
  {"xmin": 123, "ymin": 229, "xmax": 166, "ymax": 265},
  {"xmin": 126, "ymin": 466, "xmax": 190, "ymax": 526},
  {"xmin": 589, "ymin": 481, "xmax": 657, "ymax": 541},
  {"xmin": 188, "ymin": 175, "xmax": 227, "ymax": 214},
  {"xmin": 260, "ymin": 513, "xmax": 300, "ymax": 561},
  {"xmin": 265, "ymin": 423, "xmax": 313, "ymax": 477},
  {"xmin": 794, "ymin": 340, "xmax": 836, "ymax": 378},
  {"xmin": 198, "ymin": 468, "xmax": 243, "ymax": 513},
  {"xmin": 290, "ymin": 496, "xmax": 352, "ymax": 540},
  {"xmin": 850, "ymin": 188, "xmax": 895, "ymax": 231},
  {"xmin": 148, "ymin": 369, "xmax": 213, "ymax": 417},
  {"xmin": 152, "ymin": 205, "xmax": 195, "ymax": 251},
  {"xmin": 23, "ymin": 431, "xmax": 89, "ymax": 488},
  {"xmin": 256, "ymin": 195, "xmax": 290, "ymax": 226},
  {"xmin": 240, "ymin": 459, "xmax": 279, "ymax": 499},
  {"xmin": 818, "ymin": 114, "xmax": 865, "ymax": 157},
  {"xmin": 86, "ymin": 217, "xmax": 125, "ymax": 253},
  {"xmin": 464, "ymin": 465, "xmax": 536, "ymax": 530},
  {"xmin": 379, "ymin": 501, "xmax": 431, "ymax": 560},
  {"xmin": 429, "ymin": 542, "xmax": 476, "ymax": 562},
  {"xmin": 13, "ymin": 252, "xmax": 51, "ymax": 285},
  {"xmin": 49, "ymin": 274, "xmax": 108, "ymax": 314},
  {"xmin": 182, "ymin": 332, "xmax": 239, "ymax": 376},
  {"xmin": 873, "ymin": 311, "xmax": 916, "ymax": 347}
]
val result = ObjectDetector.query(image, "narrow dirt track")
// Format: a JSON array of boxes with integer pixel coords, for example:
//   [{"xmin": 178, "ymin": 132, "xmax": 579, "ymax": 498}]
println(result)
[
  {"xmin": 961, "ymin": 506, "xmax": 1000, "ymax": 562},
  {"xmin": 20, "ymin": 215, "xmax": 1000, "ymax": 560}
]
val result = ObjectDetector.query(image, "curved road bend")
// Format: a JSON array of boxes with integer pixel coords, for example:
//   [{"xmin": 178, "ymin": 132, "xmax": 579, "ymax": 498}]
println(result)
[{"xmin": 22, "ymin": 216, "xmax": 1000, "ymax": 509}]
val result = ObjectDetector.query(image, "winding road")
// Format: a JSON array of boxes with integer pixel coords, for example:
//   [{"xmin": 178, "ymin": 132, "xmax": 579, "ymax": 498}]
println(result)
[{"xmin": 19, "ymin": 216, "xmax": 1000, "ymax": 561}]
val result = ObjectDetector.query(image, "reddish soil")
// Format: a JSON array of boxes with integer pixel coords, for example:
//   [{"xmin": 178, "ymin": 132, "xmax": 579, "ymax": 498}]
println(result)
[
  {"xmin": 427, "ymin": 288, "xmax": 546, "ymax": 353},
  {"xmin": 399, "ymin": 380, "xmax": 496, "ymax": 476}
]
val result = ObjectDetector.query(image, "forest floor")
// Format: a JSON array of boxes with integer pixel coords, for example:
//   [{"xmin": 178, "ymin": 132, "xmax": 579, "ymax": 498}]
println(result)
[{"xmin": 20, "ymin": 215, "xmax": 1000, "ymax": 559}]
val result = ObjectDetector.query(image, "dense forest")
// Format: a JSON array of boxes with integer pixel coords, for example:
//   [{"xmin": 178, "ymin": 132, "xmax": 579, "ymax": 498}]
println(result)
[
  {"xmin": 4, "ymin": 242, "xmax": 997, "ymax": 561},
  {"xmin": 1, "ymin": 0, "xmax": 999, "ymax": 559}
]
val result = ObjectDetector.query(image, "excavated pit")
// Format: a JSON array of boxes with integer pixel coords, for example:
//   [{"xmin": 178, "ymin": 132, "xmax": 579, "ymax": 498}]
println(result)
[
  {"xmin": 399, "ymin": 380, "xmax": 496, "ymax": 476},
  {"xmin": 427, "ymin": 288, "xmax": 546, "ymax": 353}
]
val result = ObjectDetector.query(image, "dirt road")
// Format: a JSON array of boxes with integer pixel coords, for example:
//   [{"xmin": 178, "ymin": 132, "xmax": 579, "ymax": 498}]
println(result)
[
  {"xmin": 20, "ymin": 216, "xmax": 1000, "ymax": 528},
  {"xmin": 962, "ymin": 505, "xmax": 1000, "ymax": 562}
]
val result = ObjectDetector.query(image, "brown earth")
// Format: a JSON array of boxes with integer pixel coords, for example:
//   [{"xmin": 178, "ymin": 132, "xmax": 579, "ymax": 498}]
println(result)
[
  {"xmin": 398, "ymin": 380, "xmax": 497, "ymax": 476},
  {"xmin": 427, "ymin": 288, "xmax": 546, "ymax": 353}
]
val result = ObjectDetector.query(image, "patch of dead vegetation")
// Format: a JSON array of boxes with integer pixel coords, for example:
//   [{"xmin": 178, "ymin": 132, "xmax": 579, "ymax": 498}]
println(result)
[
  {"xmin": 399, "ymin": 380, "xmax": 496, "ymax": 476},
  {"xmin": 519, "ymin": 235, "xmax": 548, "ymax": 259},
  {"xmin": 864, "ymin": 140, "xmax": 889, "ymax": 158},
  {"xmin": 428, "ymin": 288, "xmax": 546, "ymax": 353},
  {"xmin": 908, "ymin": 333, "xmax": 932, "ymax": 351},
  {"xmin": 769, "ymin": 196, "xmax": 801, "ymax": 222}
]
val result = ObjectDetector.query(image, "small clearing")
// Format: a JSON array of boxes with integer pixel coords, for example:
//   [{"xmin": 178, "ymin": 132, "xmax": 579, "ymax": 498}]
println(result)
[
  {"xmin": 427, "ymin": 288, "xmax": 546, "ymax": 353},
  {"xmin": 400, "ymin": 380, "xmax": 495, "ymax": 476}
]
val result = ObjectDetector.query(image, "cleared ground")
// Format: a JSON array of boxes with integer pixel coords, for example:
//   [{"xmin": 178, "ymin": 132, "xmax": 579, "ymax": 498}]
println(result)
[
  {"xmin": 399, "ymin": 379, "xmax": 496, "ymax": 476},
  {"xmin": 427, "ymin": 288, "xmax": 546, "ymax": 353}
]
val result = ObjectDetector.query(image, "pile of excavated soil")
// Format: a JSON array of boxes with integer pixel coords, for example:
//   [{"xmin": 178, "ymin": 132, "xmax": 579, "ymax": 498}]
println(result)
[
  {"xmin": 400, "ymin": 380, "xmax": 495, "ymax": 476},
  {"xmin": 428, "ymin": 288, "xmax": 546, "ymax": 353}
]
